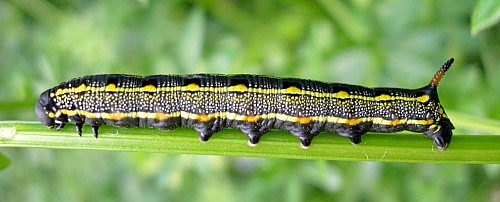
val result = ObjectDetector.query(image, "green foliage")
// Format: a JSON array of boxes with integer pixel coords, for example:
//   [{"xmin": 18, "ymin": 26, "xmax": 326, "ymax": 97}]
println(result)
[
  {"xmin": 1, "ymin": 0, "xmax": 499, "ymax": 201},
  {"xmin": 471, "ymin": 0, "xmax": 500, "ymax": 35},
  {"xmin": 0, "ymin": 152, "xmax": 10, "ymax": 171}
]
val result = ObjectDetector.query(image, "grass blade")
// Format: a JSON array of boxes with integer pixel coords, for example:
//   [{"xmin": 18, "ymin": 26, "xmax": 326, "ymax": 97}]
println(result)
[{"xmin": 0, "ymin": 121, "xmax": 499, "ymax": 164}]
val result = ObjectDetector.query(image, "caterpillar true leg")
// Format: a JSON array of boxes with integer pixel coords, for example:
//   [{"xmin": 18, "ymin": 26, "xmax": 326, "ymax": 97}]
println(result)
[
  {"xmin": 75, "ymin": 122, "xmax": 83, "ymax": 136},
  {"xmin": 91, "ymin": 125, "xmax": 100, "ymax": 138},
  {"xmin": 55, "ymin": 122, "xmax": 66, "ymax": 131}
]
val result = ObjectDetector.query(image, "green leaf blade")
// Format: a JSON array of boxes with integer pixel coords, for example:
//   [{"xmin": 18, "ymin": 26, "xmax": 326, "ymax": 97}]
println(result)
[
  {"xmin": 1, "ymin": 121, "xmax": 499, "ymax": 164},
  {"xmin": 471, "ymin": 0, "xmax": 500, "ymax": 35}
]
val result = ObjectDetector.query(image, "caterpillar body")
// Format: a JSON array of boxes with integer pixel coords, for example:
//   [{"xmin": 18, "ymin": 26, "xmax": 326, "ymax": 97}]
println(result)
[{"xmin": 35, "ymin": 58, "xmax": 455, "ymax": 150}]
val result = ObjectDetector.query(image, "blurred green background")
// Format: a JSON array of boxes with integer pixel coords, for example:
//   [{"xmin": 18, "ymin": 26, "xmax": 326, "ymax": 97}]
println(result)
[{"xmin": 1, "ymin": 0, "xmax": 499, "ymax": 201}]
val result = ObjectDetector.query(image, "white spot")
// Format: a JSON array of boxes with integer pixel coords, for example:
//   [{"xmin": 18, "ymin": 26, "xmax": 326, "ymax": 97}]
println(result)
[{"xmin": 247, "ymin": 141, "xmax": 258, "ymax": 147}]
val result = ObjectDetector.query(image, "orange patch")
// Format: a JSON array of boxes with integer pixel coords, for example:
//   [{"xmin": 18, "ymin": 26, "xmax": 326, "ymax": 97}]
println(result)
[
  {"xmin": 391, "ymin": 119, "xmax": 400, "ymax": 126},
  {"xmin": 299, "ymin": 117, "xmax": 312, "ymax": 124},
  {"xmin": 347, "ymin": 118, "xmax": 362, "ymax": 126},
  {"xmin": 155, "ymin": 112, "xmax": 166, "ymax": 120},
  {"xmin": 246, "ymin": 116, "xmax": 259, "ymax": 122},
  {"xmin": 198, "ymin": 114, "xmax": 212, "ymax": 122},
  {"xmin": 109, "ymin": 112, "xmax": 123, "ymax": 121}
]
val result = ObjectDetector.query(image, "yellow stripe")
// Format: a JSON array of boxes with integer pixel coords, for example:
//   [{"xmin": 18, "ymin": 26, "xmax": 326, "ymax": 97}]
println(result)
[
  {"xmin": 55, "ymin": 110, "xmax": 62, "ymax": 117},
  {"xmin": 56, "ymin": 110, "xmax": 434, "ymax": 126},
  {"xmin": 55, "ymin": 89, "xmax": 63, "ymax": 96},
  {"xmin": 51, "ymin": 85, "xmax": 427, "ymax": 102}
]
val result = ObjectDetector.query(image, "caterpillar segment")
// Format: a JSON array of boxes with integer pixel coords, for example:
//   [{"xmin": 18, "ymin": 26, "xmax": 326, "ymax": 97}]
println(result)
[{"xmin": 35, "ymin": 58, "xmax": 455, "ymax": 150}]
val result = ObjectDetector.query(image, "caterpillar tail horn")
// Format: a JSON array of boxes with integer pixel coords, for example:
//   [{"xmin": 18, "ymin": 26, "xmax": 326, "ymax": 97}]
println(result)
[{"xmin": 429, "ymin": 58, "xmax": 454, "ymax": 88}]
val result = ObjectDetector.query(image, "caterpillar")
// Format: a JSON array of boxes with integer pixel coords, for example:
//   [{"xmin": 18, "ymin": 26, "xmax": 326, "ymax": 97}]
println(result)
[{"xmin": 35, "ymin": 58, "xmax": 455, "ymax": 150}]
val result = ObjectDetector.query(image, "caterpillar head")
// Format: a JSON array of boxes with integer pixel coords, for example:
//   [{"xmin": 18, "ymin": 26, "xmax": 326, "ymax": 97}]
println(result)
[{"xmin": 35, "ymin": 90, "xmax": 56, "ymax": 128}]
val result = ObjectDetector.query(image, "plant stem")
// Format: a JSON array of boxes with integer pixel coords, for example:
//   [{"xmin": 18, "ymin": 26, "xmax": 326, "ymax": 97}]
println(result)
[{"xmin": 0, "ymin": 121, "xmax": 499, "ymax": 163}]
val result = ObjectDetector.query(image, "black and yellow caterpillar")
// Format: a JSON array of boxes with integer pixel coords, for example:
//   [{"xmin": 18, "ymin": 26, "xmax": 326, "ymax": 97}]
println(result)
[{"xmin": 35, "ymin": 58, "xmax": 455, "ymax": 150}]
